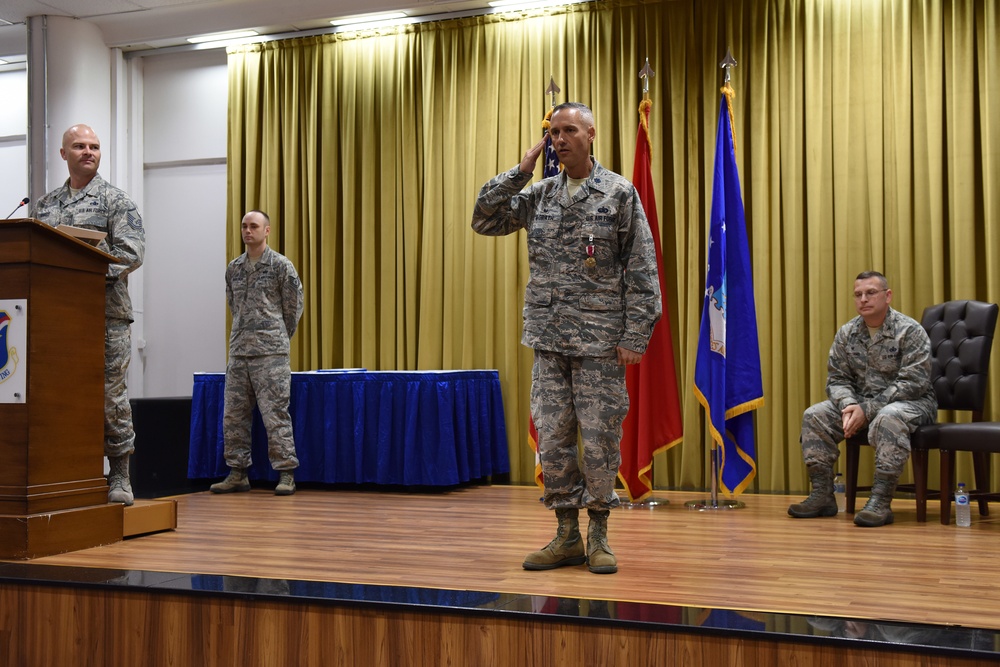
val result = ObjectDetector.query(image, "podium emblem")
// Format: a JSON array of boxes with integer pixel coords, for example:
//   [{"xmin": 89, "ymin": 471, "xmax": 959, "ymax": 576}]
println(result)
[{"xmin": 0, "ymin": 301, "xmax": 26, "ymax": 401}]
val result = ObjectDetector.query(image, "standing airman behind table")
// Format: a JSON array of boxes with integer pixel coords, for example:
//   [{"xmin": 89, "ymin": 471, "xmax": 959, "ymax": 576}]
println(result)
[{"xmin": 211, "ymin": 210, "xmax": 304, "ymax": 496}]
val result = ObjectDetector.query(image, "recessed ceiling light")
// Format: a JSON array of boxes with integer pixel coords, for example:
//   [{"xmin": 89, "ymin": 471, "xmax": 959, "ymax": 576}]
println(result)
[
  {"xmin": 187, "ymin": 30, "xmax": 260, "ymax": 44},
  {"xmin": 330, "ymin": 12, "xmax": 408, "ymax": 27},
  {"xmin": 488, "ymin": 0, "xmax": 581, "ymax": 11}
]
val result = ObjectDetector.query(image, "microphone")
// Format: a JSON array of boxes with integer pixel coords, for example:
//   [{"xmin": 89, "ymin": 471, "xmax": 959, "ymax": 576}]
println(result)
[{"xmin": 5, "ymin": 197, "xmax": 29, "ymax": 219}]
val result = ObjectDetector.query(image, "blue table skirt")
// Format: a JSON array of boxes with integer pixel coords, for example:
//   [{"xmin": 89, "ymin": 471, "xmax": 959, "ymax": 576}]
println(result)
[{"xmin": 188, "ymin": 370, "xmax": 510, "ymax": 486}]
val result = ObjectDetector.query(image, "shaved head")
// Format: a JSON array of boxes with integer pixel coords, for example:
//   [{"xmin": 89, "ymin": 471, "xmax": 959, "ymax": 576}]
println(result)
[
  {"xmin": 62, "ymin": 124, "xmax": 99, "ymax": 149},
  {"xmin": 59, "ymin": 124, "xmax": 102, "ymax": 189}
]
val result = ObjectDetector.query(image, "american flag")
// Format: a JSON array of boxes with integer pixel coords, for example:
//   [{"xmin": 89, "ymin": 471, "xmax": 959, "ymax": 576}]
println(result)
[
  {"xmin": 542, "ymin": 114, "xmax": 560, "ymax": 179},
  {"xmin": 529, "ymin": 109, "xmax": 561, "ymax": 490}
]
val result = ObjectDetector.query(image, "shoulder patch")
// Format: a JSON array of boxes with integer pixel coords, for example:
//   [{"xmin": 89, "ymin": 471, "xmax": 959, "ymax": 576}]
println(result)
[{"xmin": 126, "ymin": 207, "xmax": 143, "ymax": 230}]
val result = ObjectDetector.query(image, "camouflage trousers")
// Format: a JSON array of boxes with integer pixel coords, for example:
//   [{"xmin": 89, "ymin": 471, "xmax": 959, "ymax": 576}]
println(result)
[
  {"xmin": 800, "ymin": 399, "xmax": 935, "ymax": 476},
  {"xmin": 104, "ymin": 319, "xmax": 135, "ymax": 458},
  {"xmin": 223, "ymin": 354, "xmax": 299, "ymax": 471},
  {"xmin": 531, "ymin": 349, "xmax": 628, "ymax": 511}
]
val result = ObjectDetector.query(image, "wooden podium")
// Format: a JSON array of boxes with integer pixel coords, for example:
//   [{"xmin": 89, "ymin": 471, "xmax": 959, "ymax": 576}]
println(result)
[{"xmin": 0, "ymin": 219, "xmax": 124, "ymax": 558}]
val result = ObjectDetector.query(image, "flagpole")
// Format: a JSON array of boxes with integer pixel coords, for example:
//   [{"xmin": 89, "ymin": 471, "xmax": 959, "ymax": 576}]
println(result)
[
  {"xmin": 686, "ymin": 48, "xmax": 746, "ymax": 512},
  {"xmin": 623, "ymin": 57, "xmax": 672, "ymax": 510},
  {"xmin": 530, "ymin": 76, "xmax": 562, "ymax": 501}
]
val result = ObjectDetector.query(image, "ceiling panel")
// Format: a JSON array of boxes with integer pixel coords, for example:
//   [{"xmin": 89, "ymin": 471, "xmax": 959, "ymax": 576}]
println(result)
[{"xmin": 0, "ymin": 0, "xmax": 489, "ymax": 56}]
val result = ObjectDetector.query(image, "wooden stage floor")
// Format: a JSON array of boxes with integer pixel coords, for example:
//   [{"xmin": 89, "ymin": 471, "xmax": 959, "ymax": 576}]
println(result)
[{"xmin": 15, "ymin": 483, "xmax": 1000, "ymax": 634}]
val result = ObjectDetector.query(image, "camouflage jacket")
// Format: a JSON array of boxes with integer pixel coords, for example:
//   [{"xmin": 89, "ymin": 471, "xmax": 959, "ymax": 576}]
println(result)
[
  {"xmin": 32, "ymin": 174, "xmax": 145, "ymax": 322},
  {"xmin": 226, "ymin": 245, "xmax": 304, "ymax": 357},
  {"xmin": 826, "ymin": 307, "xmax": 937, "ymax": 420},
  {"xmin": 471, "ymin": 159, "xmax": 661, "ymax": 356}
]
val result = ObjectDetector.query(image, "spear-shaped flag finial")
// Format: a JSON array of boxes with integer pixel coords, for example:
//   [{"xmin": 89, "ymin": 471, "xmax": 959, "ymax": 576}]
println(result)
[
  {"xmin": 545, "ymin": 76, "xmax": 561, "ymax": 109},
  {"xmin": 720, "ymin": 48, "xmax": 737, "ymax": 84},
  {"xmin": 639, "ymin": 57, "xmax": 655, "ymax": 95}
]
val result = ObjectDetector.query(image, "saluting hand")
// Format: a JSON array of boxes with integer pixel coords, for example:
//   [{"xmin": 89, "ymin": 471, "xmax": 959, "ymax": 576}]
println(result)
[{"xmin": 519, "ymin": 135, "xmax": 548, "ymax": 175}]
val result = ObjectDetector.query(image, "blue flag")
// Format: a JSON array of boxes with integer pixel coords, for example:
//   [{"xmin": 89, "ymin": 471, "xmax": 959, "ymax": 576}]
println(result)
[{"xmin": 693, "ymin": 92, "xmax": 764, "ymax": 496}]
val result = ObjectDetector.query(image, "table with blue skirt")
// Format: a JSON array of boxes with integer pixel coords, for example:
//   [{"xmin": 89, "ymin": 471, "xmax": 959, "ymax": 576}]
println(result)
[{"xmin": 188, "ymin": 369, "xmax": 510, "ymax": 486}]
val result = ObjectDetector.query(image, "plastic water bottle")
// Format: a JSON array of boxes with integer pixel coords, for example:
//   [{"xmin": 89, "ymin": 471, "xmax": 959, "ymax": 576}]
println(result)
[
  {"xmin": 833, "ymin": 472, "xmax": 846, "ymax": 513},
  {"xmin": 955, "ymin": 482, "xmax": 971, "ymax": 527}
]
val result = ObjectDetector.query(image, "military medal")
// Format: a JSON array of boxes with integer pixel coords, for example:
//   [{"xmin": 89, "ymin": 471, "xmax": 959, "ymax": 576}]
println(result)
[{"xmin": 585, "ymin": 234, "xmax": 596, "ymax": 268}]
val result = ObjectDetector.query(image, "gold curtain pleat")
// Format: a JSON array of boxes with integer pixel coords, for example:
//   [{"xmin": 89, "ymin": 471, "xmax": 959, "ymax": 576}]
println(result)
[{"xmin": 227, "ymin": 0, "xmax": 1000, "ymax": 493}]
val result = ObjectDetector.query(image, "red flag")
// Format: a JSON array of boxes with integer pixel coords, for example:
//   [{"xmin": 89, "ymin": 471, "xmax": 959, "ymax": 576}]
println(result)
[
  {"xmin": 528, "ymin": 416, "xmax": 543, "ymax": 490},
  {"xmin": 618, "ymin": 98, "xmax": 684, "ymax": 502}
]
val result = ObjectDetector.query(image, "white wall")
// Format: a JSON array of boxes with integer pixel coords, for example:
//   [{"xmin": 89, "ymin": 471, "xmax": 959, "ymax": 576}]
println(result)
[
  {"xmin": 0, "ymin": 69, "xmax": 27, "ymax": 217},
  {"xmin": 0, "ymin": 40, "xmax": 230, "ymax": 398},
  {"xmin": 140, "ymin": 48, "xmax": 230, "ymax": 397},
  {"xmin": 41, "ymin": 16, "xmax": 113, "ymax": 194}
]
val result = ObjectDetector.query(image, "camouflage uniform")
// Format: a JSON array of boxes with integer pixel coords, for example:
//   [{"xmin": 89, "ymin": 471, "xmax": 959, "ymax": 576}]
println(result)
[
  {"xmin": 801, "ymin": 307, "xmax": 937, "ymax": 476},
  {"xmin": 33, "ymin": 174, "xmax": 145, "ymax": 457},
  {"xmin": 472, "ymin": 159, "xmax": 661, "ymax": 510},
  {"xmin": 223, "ymin": 245, "xmax": 304, "ymax": 472}
]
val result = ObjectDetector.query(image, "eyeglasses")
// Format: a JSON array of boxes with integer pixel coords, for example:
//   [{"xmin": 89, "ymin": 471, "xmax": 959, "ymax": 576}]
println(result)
[{"xmin": 853, "ymin": 288, "xmax": 887, "ymax": 300}]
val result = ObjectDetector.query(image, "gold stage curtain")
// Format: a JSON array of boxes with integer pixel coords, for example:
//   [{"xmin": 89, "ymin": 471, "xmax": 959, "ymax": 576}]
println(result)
[{"xmin": 228, "ymin": 0, "xmax": 1000, "ymax": 493}]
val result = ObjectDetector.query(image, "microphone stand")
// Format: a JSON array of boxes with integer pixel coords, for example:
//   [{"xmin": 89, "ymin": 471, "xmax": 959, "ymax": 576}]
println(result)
[{"xmin": 5, "ymin": 198, "xmax": 29, "ymax": 219}]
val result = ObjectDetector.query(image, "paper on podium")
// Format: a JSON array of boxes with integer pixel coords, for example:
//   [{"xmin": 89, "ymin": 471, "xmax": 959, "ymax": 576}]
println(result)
[{"xmin": 56, "ymin": 224, "xmax": 106, "ymax": 246}]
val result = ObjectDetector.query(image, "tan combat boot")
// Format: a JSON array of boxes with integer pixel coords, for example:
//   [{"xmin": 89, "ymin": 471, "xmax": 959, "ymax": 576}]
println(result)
[
  {"xmin": 275, "ymin": 471, "xmax": 296, "ymax": 496},
  {"xmin": 210, "ymin": 468, "xmax": 250, "ymax": 494},
  {"xmin": 586, "ymin": 509, "xmax": 617, "ymax": 574},
  {"xmin": 854, "ymin": 471, "xmax": 898, "ymax": 527},
  {"xmin": 107, "ymin": 454, "xmax": 134, "ymax": 506},
  {"xmin": 522, "ymin": 508, "xmax": 586, "ymax": 570},
  {"xmin": 787, "ymin": 463, "xmax": 838, "ymax": 518}
]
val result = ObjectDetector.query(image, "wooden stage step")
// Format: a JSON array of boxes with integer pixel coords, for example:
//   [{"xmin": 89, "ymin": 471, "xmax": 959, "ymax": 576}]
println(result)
[{"xmin": 123, "ymin": 498, "xmax": 177, "ymax": 538}]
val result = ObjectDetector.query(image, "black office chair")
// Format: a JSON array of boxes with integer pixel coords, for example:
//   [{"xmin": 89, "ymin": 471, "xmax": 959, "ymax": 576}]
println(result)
[{"xmin": 844, "ymin": 300, "xmax": 999, "ymax": 523}]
